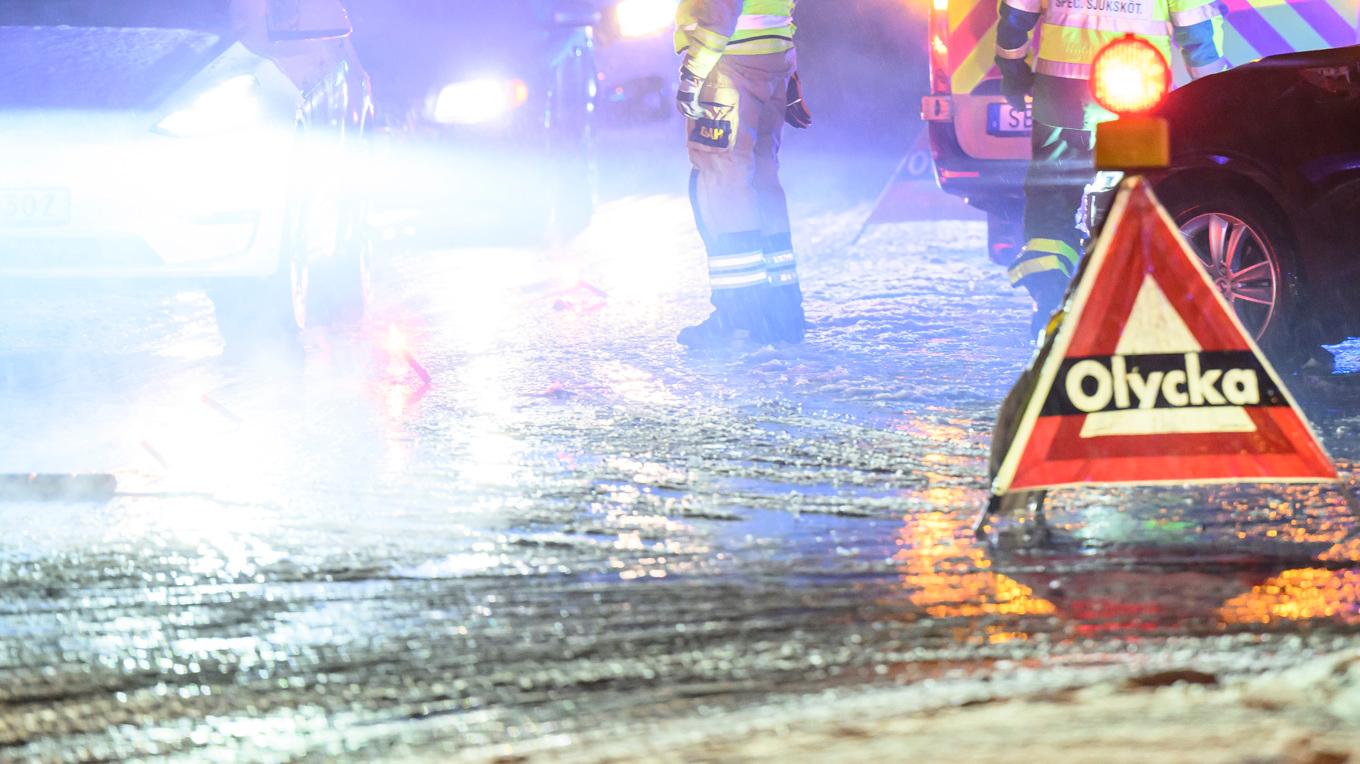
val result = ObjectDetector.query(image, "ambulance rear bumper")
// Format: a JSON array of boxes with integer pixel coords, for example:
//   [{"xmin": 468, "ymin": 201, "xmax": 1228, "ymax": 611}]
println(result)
[{"xmin": 928, "ymin": 120, "xmax": 1029, "ymax": 210}]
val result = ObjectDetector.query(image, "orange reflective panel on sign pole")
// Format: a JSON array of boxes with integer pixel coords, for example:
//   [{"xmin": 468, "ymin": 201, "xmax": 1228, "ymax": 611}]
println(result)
[{"xmin": 991, "ymin": 178, "xmax": 1340, "ymax": 495}]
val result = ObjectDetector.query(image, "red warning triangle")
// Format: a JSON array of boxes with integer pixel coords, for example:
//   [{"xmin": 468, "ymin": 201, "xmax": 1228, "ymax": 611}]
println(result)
[
  {"xmin": 860, "ymin": 130, "xmax": 983, "ymax": 228},
  {"xmin": 992, "ymin": 178, "xmax": 1339, "ymax": 494}
]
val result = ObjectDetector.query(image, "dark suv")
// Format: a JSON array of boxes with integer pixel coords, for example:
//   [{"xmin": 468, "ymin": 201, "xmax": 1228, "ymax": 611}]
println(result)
[{"xmin": 1149, "ymin": 45, "xmax": 1360, "ymax": 366}]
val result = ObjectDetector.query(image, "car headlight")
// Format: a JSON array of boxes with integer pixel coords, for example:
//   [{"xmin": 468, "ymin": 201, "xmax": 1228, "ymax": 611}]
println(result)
[
  {"xmin": 615, "ymin": 0, "xmax": 676, "ymax": 39},
  {"xmin": 156, "ymin": 75, "xmax": 264, "ymax": 137},
  {"xmin": 432, "ymin": 78, "xmax": 530, "ymax": 125}
]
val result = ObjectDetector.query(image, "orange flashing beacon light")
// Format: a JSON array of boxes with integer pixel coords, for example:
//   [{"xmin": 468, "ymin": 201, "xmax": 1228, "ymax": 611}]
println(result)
[{"xmin": 1092, "ymin": 35, "xmax": 1172, "ymax": 171}]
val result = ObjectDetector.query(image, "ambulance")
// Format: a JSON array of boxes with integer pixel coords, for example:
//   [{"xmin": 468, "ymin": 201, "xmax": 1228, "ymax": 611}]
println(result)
[{"xmin": 920, "ymin": 0, "xmax": 1360, "ymax": 262}]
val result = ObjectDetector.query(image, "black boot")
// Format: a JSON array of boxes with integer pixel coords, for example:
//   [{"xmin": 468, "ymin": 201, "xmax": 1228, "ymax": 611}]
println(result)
[
  {"xmin": 761, "ymin": 283, "xmax": 807, "ymax": 344},
  {"xmin": 1024, "ymin": 271, "xmax": 1069, "ymax": 344},
  {"xmin": 1030, "ymin": 305, "xmax": 1058, "ymax": 343},
  {"xmin": 678, "ymin": 310, "xmax": 742, "ymax": 348},
  {"xmin": 678, "ymin": 286, "xmax": 763, "ymax": 349}
]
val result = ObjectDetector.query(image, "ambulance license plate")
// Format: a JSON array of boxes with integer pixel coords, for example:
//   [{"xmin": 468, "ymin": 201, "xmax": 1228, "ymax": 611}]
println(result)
[
  {"xmin": 987, "ymin": 103, "xmax": 1032, "ymax": 136},
  {"xmin": 0, "ymin": 188, "xmax": 71, "ymax": 228}
]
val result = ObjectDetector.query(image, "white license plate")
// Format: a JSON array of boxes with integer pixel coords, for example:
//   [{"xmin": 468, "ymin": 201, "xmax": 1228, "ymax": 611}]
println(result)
[
  {"xmin": 987, "ymin": 102, "xmax": 1032, "ymax": 136},
  {"xmin": 0, "ymin": 189, "xmax": 71, "ymax": 228}
]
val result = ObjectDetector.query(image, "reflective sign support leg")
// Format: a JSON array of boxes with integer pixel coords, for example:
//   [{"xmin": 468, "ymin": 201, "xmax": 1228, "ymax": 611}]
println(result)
[
  {"xmin": 974, "ymin": 490, "xmax": 1048, "ymax": 540},
  {"xmin": 1345, "ymin": 486, "xmax": 1360, "ymax": 518},
  {"xmin": 851, "ymin": 153, "xmax": 911, "ymax": 247},
  {"xmin": 973, "ymin": 498, "xmax": 997, "ymax": 539}
]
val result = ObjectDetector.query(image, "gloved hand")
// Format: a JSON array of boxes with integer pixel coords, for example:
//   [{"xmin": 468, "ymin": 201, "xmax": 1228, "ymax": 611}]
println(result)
[
  {"xmin": 998, "ymin": 61, "xmax": 1034, "ymax": 112},
  {"xmin": 785, "ymin": 72, "xmax": 812, "ymax": 129},
  {"xmin": 676, "ymin": 62, "xmax": 707, "ymax": 120}
]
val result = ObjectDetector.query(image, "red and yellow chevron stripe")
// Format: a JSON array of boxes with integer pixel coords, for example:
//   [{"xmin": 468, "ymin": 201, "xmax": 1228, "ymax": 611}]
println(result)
[{"xmin": 948, "ymin": 0, "xmax": 1003, "ymax": 95}]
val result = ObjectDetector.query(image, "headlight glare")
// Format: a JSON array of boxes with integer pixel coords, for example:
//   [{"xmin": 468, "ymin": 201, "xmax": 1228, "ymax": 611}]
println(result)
[
  {"xmin": 615, "ymin": 0, "xmax": 676, "ymax": 38},
  {"xmin": 432, "ymin": 79, "xmax": 530, "ymax": 125},
  {"xmin": 156, "ymin": 75, "xmax": 264, "ymax": 137}
]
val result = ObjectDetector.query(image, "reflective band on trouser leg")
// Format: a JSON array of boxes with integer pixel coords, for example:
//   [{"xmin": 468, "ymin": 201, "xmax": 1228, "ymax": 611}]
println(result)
[
  {"xmin": 1008, "ymin": 255, "xmax": 1067, "ymax": 285},
  {"xmin": 712, "ymin": 268, "xmax": 770, "ymax": 289},
  {"xmin": 1030, "ymin": 238, "xmax": 1080, "ymax": 270},
  {"xmin": 996, "ymin": 40, "xmax": 1032, "ymax": 59},
  {"xmin": 709, "ymin": 231, "xmax": 769, "ymax": 291},
  {"xmin": 1007, "ymin": 238, "xmax": 1080, "ymax": 285},
  {"xmin": 763, "ymin": 233, "xmax": 799, "ymax": 287}
]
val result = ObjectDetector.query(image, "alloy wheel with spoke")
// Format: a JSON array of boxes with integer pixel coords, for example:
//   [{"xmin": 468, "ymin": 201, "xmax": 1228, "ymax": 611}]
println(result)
[{"xmin": 1179, "ymin": 212, "xmax": 1280, "ymax": 340}]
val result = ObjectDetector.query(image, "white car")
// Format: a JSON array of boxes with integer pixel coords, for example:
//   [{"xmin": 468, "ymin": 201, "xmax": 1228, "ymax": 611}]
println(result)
[{"xmin": 0, "ymin": 0, "xmax": 373, "ymax": 343}]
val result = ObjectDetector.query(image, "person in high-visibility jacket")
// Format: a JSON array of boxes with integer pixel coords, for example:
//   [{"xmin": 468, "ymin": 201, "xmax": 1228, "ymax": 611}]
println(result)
[
  {"xmin": 994, "ymin": 0, "xmax": 1226, "ymax": 335},
  {"xmin": 674, "ymin": 0, "xmax": 812, "ymax": 348}
]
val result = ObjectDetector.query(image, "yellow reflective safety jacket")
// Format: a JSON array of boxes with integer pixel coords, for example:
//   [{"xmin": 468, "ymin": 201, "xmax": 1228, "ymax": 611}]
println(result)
[
  {"xmin": 675, "ymin": 0, "xmax": 797, "ymax": 79},
  {"xmin": 998, "ymin": 0, "xmax": 1227, "ymax": 81}
]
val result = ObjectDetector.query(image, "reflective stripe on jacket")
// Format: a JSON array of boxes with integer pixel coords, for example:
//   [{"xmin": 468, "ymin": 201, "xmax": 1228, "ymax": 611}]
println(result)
[
  {"xmin": 676, "ymin": 0, "xmax": 796, "ymax": 78},
  {"xmin": 998, "ymin": 0, "xmax": 1225, "ymax": 80}
]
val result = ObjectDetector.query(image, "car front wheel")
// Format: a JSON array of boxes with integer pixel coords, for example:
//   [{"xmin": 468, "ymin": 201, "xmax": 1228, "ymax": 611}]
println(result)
[
  {"xmin": 1159, "ymin": 186, "xmax": 1314, "ymax": 366},
  {"xmin": 209, "ymin": 206, "xmax": 369, "ymax": 348},
  {"xmin": 208, "ymin": 252, "xmax": 308, "ymax": 348},
  {"xmin": 305, "ymin": 209, "xmax": 371, "ymax": 328}
]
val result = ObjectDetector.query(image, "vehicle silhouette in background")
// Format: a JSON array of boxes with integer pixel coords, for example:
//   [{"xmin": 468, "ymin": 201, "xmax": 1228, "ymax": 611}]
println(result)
[
  {"xmin": 0, "ymin": 0, "xmax": 373, "ymax": 344},
  {"xmin": 1150, "ymin": 45, "xmax": 1360, "ymax": 366},
  {"xmin": 595, "ymin": 0, "xmax": 680, "ymax": 124},
  {"xmin": 347, "ymin": 0, "xmax": 602, "ymax": 240},
  {"xmin": 922, "ymin": 0, "xmax": 1360, "ymax": 278}
]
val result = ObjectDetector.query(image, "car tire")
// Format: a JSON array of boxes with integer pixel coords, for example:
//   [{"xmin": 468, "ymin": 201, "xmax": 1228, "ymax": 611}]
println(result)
[
  {"xmin": 209, "ymin": 255, "xmax": 307, "ymax": 348},
  {"xmin": 209, "ymin": 203, "xmax": 369, "ymax": 347},
  {"xmin": 1156, "ymin": 183, "xmax": 1316, "ymax": 368},
  {"xmin": 305, "ymin": 209, "xmax": 371, "ymax": 328}
]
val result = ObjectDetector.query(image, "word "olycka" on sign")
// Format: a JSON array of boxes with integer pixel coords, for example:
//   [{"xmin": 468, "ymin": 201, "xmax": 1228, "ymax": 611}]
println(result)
[{"xmin": 1060, "ymin": 351, "xmax": 1266, "ymax": 414}]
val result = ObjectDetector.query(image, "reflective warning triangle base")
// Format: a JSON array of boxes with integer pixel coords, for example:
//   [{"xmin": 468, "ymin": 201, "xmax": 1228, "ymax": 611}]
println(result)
[{"xmin": 989, "ymin": 178, "xmax": 1342, "ymax": 502}]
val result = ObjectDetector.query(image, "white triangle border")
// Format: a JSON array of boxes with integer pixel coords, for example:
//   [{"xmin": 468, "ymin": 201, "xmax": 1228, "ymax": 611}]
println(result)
[{"xmin": 991, "ymin": 177, "xmax": 1342, "ymax": 495}]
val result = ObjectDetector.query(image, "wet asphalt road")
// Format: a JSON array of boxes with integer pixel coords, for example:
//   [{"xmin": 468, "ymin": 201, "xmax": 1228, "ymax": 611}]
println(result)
[{"xmin": 0, "ymin": 139, "xmax": 1358, "ymax": 761}]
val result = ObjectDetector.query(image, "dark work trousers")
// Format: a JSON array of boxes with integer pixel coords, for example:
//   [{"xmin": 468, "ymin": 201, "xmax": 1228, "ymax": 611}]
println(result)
[
  {"xmin": 1009, "ymin": 121, "xmax": 1096, "ymax": 306},
  {"xmin": 686, "ymin": 50, "xmax": 799, "ymax": 314}
]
